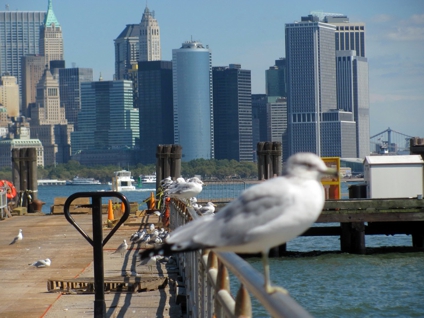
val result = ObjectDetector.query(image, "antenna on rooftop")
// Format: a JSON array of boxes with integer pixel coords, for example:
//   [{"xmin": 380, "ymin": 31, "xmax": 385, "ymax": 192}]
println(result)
[{"xmin": 5, "ymin": 4, "xmax": 10, "ymax": 11}]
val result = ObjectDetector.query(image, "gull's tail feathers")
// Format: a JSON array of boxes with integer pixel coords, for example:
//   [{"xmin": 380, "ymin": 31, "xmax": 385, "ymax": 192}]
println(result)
[{"xmin": 9, "ymin": 237, "xmax": 18, "ymax": 245}]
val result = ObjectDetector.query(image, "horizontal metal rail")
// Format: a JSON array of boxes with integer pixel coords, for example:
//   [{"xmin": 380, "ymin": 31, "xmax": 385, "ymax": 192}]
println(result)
[{"xmin": 170, "ymin": 199, "xmax": 313, "ymax": 318}]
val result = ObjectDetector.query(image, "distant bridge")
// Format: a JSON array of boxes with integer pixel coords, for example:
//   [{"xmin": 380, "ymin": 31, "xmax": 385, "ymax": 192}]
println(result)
[{"xmin": 370, "ymin": 127, "xmax": 414, "ymax": 154}]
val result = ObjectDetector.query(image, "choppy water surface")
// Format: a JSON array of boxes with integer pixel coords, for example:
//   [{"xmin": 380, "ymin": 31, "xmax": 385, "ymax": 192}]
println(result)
[{"xmin": 233, "ymin": 236, "xmax": 424, "ymax": 318}]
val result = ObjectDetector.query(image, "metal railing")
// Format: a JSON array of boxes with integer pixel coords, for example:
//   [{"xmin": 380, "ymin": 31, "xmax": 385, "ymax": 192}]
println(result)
[
  {"xmin": 169, "ymin": 200, "xmax": 313, "ymax": 318},
  {"xmin": 0, "ymin": 186, "xmax": 7, "ymax": 219}
]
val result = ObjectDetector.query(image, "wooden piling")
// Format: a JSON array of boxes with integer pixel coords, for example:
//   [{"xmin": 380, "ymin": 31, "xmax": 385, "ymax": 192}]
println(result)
[
  {"xmin": 28, "ymin": 148, "xmax": 38, "ymax": 201},
  {"xmin": 256, "ymin": 142, "xmax": 282, "ymax": 180},
  {"xmin": 256, "ymin": 142, "xmax": 265, "ymax": 180},
  {"xmin": 156, "ymin": 144, "xmax": 182, "ymax": 190},
  {"xmin": 10, "ymin": 147, "xmax": 39, "ymax": 211},
  {"xmin": 12, "ymin": 149, "xmax": 20, "ymax": 193}
]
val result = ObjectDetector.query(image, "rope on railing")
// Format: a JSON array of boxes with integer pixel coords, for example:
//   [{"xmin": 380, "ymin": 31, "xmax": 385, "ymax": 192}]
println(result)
[{"xmin": 170, "ymin": 199, "xmax": 313, "ymax": 318}]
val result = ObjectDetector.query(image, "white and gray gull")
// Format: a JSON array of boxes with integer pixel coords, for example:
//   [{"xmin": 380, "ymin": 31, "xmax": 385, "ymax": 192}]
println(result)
[{"xmin": 139, "ymin": 152, "xmax": 337, "ymax": 294}]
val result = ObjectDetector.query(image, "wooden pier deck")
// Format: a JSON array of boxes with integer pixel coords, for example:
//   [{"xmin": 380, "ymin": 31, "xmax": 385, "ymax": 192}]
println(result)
[{"xmin": 0, "ymin": 214, "xmax": 182, "ymax": 318}]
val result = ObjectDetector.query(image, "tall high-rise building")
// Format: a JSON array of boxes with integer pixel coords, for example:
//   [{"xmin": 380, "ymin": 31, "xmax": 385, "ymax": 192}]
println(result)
[
  {"xmin": 58, "ymin": 68, "xmax": 93, "ymax": 130},
  {"xmin": 139, "ymin": 7, "xmax": 161, "ymax": 62},
  {"xmin": 285, "ymin": 16, "xmax": 337, "ymax": 159},
  {"xmin": 114, "ymin": 24, "xmax": 141, "ymax": 80},
  {"xmin": 138, "ymin": 61, "xmax": 173, "ymax": 164},
  {"xmin": 71, "ymin": 80, "xmax": 139, "ymax": 156},
  {"xmin": 172, "ymin": 41, "xmax": 213, "ymax": 161},
  {"xmin": 267, "ymin": 97, "xmax": 288, "ymax": 143},
  {"xmin": 336, "ymin": 50, "xmax": 370, "ymax": 157},
  {"xmin": 30, "ymin": 67, "xmax": 73, "ymax": 165},
  {"xmin": 0, "ymin": 74, "xmax": 19, "ymax": 117},
  {"xmin": 21, "ymin": 55, "xmax": 45, "ymax": 117},
  {"xmin": 39, "ymin": 0, "xmax": 64, "ymax": 67},
  {"xmin": 114, "ymin": 5, "xmax": 161, "ymax": 110},
  {"xmin": 266, "ymin": 58, "xmax": 287, "ymax": 98},
  {"xmin": 285, "ymin": 12, "xmax": 369, "ymax": 159},
  {"xmin": 0, "ymin": 10, "xmax": 46, "ymax": 98},
  {"xmin": 212, "ymin": 64, "xmax": 253, "ymax": 161},
  {"xmin": 251, "ymin": 94, "xmax": 268, "ymax": 145}
]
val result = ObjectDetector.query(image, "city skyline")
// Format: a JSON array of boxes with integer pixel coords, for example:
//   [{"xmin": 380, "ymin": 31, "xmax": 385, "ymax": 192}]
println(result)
[{"xmin": 4, "ymin": 0, "xmax": 424, "ymax": 138}]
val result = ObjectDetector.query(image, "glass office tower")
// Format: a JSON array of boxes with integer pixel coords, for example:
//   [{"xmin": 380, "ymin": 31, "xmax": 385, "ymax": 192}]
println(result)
[{"xmin": 172, "ymin": 41, "xmax": 213, "ymax": 161}]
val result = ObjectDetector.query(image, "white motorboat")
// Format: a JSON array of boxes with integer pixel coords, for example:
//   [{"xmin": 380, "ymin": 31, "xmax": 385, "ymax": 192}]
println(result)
[
  {"xmin": 66, "ymin": 176, "xmax": 101, "ymax": 185},
  {"xmin": 141, "ymin": 174, "xmax": 156, "ymax": 184},
  {"xmin": 135, "ymin": 173, "xmax": 156, "ymax": 188},
  {"xmin": 110, "ymin": 170, "xmax": 136, "ymax": 191}
]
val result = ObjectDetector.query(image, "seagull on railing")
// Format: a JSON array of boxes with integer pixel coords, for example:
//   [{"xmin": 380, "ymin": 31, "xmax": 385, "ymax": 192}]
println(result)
[
  {"xmin": 195, "ymin": 202, "xmax": 216, "ymax": 216},
  {"xmin": 164, "ymin": 177, "xmax": 203, "ymax": 205},
  {"xmin": 139, "ymin": 152, "xmax": 338, "ymax": 294}
]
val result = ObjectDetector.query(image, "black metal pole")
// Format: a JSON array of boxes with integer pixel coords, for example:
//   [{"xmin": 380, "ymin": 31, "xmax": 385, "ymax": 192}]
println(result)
[
  {"xmin": 92, "ymin": 195, "xmax": 106, "ymax": 318},
  {"xmin": 64, "ymin": 192, "xmax": 130, "ymax": 318}
]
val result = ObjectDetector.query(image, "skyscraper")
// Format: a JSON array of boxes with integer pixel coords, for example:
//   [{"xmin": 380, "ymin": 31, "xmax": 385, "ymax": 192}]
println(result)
[
  {"xmin": 172, "ymin": 41, "xmax": 213, "ymax": 161},
  {"xmin": 213, "ymin": 64, "xmax": 253, "ymax": 161},
  {"xmin": 139, "ymin": 7, "xmax": 161, "ymax": 62},
  {"xmin": 251, "ymin": 94, "xmax": 268, "ymax": 145},
  {"xmin": 0, "ymin": 74, "xmax": 19, "ymax": 117},
  {"xmin": 58, "ymin": 68, "xmax": 93, "ymax": 130},
  {"xmin": 285, "ymin": 16, "xmax": 337, "ymax": 159},
  {"xmin": 0, "ymin": 10, "xmax": 46, "ymax": 98},
  {"xmin": 336, "ymin": 51, "xmax": 370, "ymax": 157},
  {"xmin": 266, "ymin": 58, "xmax": 287, "ymax": 98},
  {"xmin": 21, "ymin": 55, "xmax": 45, "ymax": 117},
  {"xmin": 330, "ymin": 13, "xmax": 369, "ymax": 158},
  {"xmin": 39, "ymin": 0, "xmax": 64, "ymax": 67},
  {"xmin": 285, "ymin": 13, "xmax": 369, "ymax": 159},
  {"xmin": 71, "ymin": 80, "xmax": 139, "ymax": 156},
  {"xmin": 114, "ymin": 24, "xmax": 141, "ymax": 80},
  {"xmin": 138, "ymin": 61, "xmax": 174, "ymax": 164},
  {"xmin": 267, "ymin": 97, "xmax": 288, "ymax": 144},
  {"xmin": 30, "ymin": 67, "xmax": 73, "ymax": 165}
]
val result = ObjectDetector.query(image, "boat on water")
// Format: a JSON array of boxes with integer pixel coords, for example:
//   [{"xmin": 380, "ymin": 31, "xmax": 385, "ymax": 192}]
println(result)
[
  {"xmin": 38, "ymin": 179, "xmax": 66, "ymax": 186},
  {"xmin": 110, "ymin": 170, "xmax": 136, "ymax": 191},
  {"xmin": 66, "ymin": 176, "xmax": 101, "ymax": 185},
  {"xmin": 136, "ymin": 173, "xmax": 157, "ymax": 188}
]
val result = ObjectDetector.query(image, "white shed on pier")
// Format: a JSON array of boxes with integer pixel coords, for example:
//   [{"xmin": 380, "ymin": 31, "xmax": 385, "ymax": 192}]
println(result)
[{"xmin": 364, "ymin": 155, "xmax": 423, "ymax": 198}]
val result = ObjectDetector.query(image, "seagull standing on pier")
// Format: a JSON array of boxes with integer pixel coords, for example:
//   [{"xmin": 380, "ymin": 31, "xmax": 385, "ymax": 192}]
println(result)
[
  {"xmin": 9, "ymin": 229, "xmax": 23, "ymax": 245},
  {"xmin": 112, "ymin": 239, "xmax": 128, "ymax": 257},
  {"xmin": 29, "ymin": 258, "xmax": 51, "ymax": 268},
  {"xmin": 139, "ymin": 152, "xmax": 337, "ymax": 294}
]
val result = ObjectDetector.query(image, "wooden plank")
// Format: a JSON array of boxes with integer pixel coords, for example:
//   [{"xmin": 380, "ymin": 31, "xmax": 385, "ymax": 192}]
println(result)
[
  {"xmin": 324, "ymin": 198, "xmax": 424, "ymax": 210},
  {"xmin": 317, "ymin": 211, "xmax": 424, "ymax": 223},
  {"xmin": 53, "ymin": 197, "xmax": 90, "ymax": 206},
  {"xmin": 47, "ymin": 276, "xmax": 167, "ymax": 294}
]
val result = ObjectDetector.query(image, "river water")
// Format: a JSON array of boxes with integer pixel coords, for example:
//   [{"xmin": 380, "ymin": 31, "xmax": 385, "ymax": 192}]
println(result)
[{"xmin": 35, "ymin": 183, "xmax": 424, "ymax": 317}]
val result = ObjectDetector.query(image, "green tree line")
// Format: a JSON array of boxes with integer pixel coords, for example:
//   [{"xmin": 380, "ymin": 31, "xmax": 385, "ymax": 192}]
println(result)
[{"xmin": 0, "ymin": 159, "xmax": 258, "ymax": 183}]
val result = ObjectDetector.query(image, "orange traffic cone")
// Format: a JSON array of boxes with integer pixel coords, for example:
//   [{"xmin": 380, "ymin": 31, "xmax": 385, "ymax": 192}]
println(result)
[{"xmin": 108, "ymin": 199, "xmax": 114, "ymax": 221}]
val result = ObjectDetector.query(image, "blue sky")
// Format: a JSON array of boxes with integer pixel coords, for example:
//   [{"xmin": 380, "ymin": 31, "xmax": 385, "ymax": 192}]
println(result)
[{"xmin": 8, "ymin": 0, "xmax": 424, "ymax": 138}]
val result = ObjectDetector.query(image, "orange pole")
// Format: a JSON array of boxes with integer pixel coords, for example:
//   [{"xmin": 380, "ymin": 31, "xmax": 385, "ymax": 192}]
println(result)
[{"xmin": 149, "ymin": 192, "xmax": 155, "ymax": 210}]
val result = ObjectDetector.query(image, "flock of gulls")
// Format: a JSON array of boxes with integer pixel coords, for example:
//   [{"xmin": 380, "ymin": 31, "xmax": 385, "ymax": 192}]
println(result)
[
  {"xmin": 8, "ymin": 228, "xmax": 51, "ymax": 268},
  {"xmin": 6, "ymin": 152, "xmax": 335, "ymax": 294}
]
